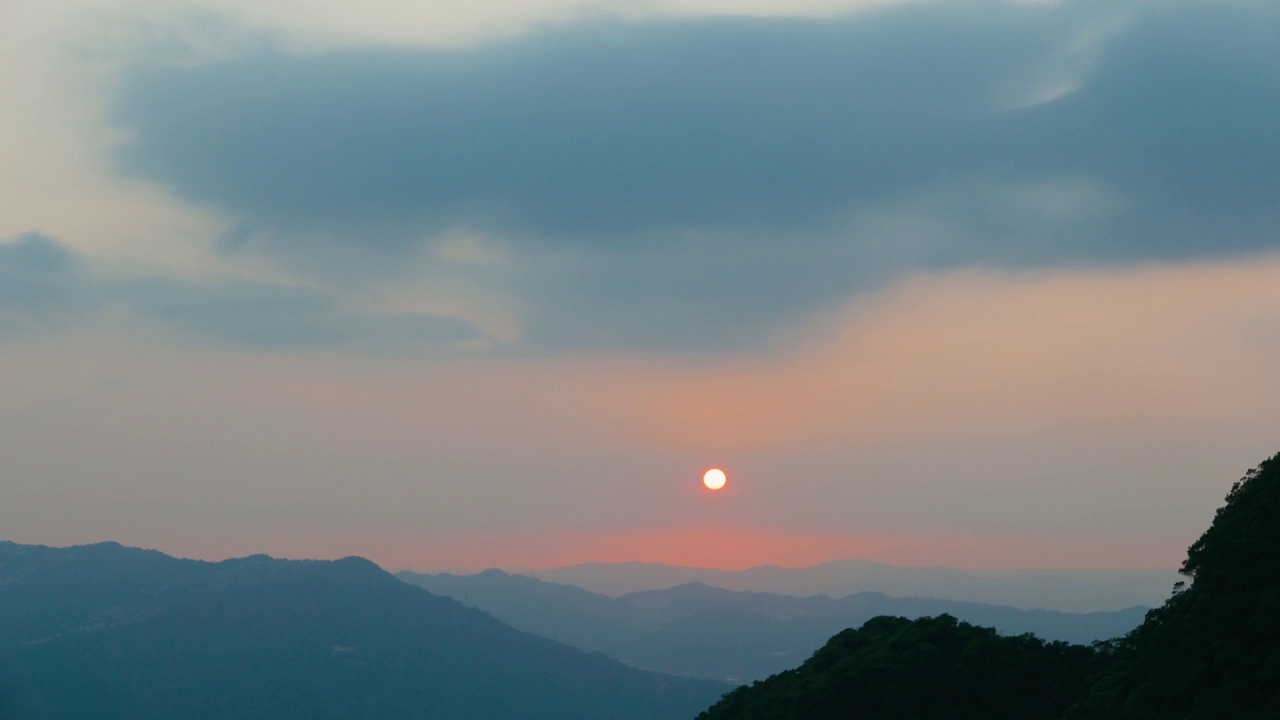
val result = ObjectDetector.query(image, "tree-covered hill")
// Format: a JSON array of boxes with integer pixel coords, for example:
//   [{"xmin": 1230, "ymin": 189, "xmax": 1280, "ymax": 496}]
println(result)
[
  {"xmin": 1067, "ymin": 452, "xmax": 1280, "ymax": 719},
  {"xmin": 696, "ymin": 614, "xmax": 1105, "ymax": 720},
  {"xmin": 0, "ymin": 542, "xmax": 726, "ymax": 719},
  {"xmin": 695, "ymin": 452, "xmax": 1280, "ymax": 720}
]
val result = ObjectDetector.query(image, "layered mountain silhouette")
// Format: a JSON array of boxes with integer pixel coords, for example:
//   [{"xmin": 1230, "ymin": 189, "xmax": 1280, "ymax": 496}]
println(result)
[
  {"xmin": 530, "ymin": 560, "xmax": 1176, "ymax": 612},
  {"xmin": 6, "ymin": 450, "xmax": 1276, "ymax": 720},
  {"xmin": 0, "ymin": 542, "xmax": 726, "ymax": 720},
  {"xmin": 398, "ymin": 569, "xmax": 1147, "ymax": 681},
  {"xmin": 695, "ymin": 451, "xmax": 1280, "ymax": 719}
]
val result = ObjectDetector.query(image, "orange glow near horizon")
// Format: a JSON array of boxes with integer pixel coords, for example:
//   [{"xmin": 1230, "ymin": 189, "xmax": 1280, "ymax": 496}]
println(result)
[
  {"xmin": 389, "ymin": 529, "xmax": 1183, "ymax": 573},
  {"xmin": 149, "ymin": 527, "xmax": 1187, "ymax": 574}
]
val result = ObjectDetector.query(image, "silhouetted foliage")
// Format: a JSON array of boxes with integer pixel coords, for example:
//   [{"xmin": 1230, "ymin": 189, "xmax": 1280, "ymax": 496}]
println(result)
[
  {"xmin": 1067, "ymin": 452, "xmax": 1280, "ymax": 719},
  {"xmin": 696, "ymin": 614, "xmax": 1106, "ymax": 720},
  {"xmin": 697, "ymin": 452, "xmax": 1280, "ymax": 720}
]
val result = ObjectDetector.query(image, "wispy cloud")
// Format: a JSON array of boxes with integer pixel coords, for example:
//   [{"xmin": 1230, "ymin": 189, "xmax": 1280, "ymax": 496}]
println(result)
[{"xmin": 0, "ymin": 233, "xmax": 482, "ymax": 349}]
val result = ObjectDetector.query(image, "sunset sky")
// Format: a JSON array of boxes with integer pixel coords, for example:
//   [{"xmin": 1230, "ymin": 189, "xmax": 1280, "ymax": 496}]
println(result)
[{"xmin": 2, "ymin": 0, "xmax": 1278, "ymax": 571}]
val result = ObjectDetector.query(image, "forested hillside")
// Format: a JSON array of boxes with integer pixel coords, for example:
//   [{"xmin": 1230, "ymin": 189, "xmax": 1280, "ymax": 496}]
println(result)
[
  {"xmin": 1068, "ymin": 453, "xmax": 1280, "ymax": 719},
  {"xmin": 697, "ymin": 614, "xmax": 1103, "ymax": 720},
  {"xmin": 697, "ymin": 452, "xmax": 1280, "ymax": 719}
]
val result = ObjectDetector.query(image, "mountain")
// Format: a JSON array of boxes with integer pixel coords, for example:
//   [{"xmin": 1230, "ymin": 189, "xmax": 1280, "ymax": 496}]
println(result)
[
  {"xmin": 696, "ymin": 614, "xmax": 1105, "ymax": 720},
  {"xmin": 1067, "ymin": 452, "xmax": 1280, "ymax": 718},
  {"xmin": 693, "ymin": 451, "xmax": 1280, "ymax": 719},
  {"xmin": 0, "ymin": 541, "xmax": 727, "ymax": 720},
  {"xmin": 531, "ymin": 559, "xmax": 1177, "ymax": 612},
  {"xmin": 397, "ymin": 569, "xmax": 1147, "ymax": 682}
]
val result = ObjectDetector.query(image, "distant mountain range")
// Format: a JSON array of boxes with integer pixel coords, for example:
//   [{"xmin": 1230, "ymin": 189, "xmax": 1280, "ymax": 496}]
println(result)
[
  {"xmin": 397, "ymin": 569, "xmax": 1149, "ymax": 682},
  {"xmin": 0, "ymin": 541, "xmax": 726, "ymax": 720},
  {"xmin": 696, "ymin": 452, "xmax": 1280, "ymax": 719},
  {"xmin": 523, "ymin": 559, "xmax": 1179, "ymax": 612}
]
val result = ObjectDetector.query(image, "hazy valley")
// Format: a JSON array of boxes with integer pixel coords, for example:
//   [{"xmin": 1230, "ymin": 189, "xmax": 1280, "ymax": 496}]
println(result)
[
  {"xmin": 398, "ymin": 568, "xmax": 1151, "ymax": 681},
  {"xmin": 3, "ymin": 450, "xmax": 1278, "ymax": 718}
]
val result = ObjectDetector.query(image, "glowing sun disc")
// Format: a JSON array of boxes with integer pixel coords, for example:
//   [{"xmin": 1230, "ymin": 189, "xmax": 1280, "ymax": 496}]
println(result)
[{"xmin": 703, "ymin": 468, "xmax": 727, "ymax": 490}]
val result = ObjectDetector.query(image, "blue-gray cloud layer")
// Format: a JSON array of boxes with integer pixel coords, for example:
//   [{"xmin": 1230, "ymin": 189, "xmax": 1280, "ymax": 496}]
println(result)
[
  {"xmin": 113, "ymin": 0, "xmax": 1280, "ymax": 349},
  {"xmin": 0, "ymin": 234, "xmax": 95, "ymax": 334},
  {"xmin": 0, "ymin": 233, "xmax": 480, "ymax": 348}
]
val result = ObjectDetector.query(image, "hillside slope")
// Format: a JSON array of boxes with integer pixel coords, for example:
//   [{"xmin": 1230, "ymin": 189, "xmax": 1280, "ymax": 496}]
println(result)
[
  {"xmin": 696, "ymin": 614, "xmax": 1104, "ymax": 720},
  {"xmin": 0, "ymin": 542, "xmax": 726, "ymax": 720},
  {"xmin": 693, "ymin": 451, "xmax": 1280, "ymax": 719},
  {"xmin": 1068, "ymin": 453, "xmax": 1280, "ymax": 718}
]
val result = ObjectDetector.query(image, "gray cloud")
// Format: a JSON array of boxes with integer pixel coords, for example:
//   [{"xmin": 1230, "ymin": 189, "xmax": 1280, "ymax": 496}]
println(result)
[
  {"xmin": 117, "ymin": 279, "xmax": 479, "ymax": 348},
  {"xmin": 0, "ymin": 233, "xmax": 96, "ymax": 334},
  {"xmin": 112, "ymin": 0, "xmax": 1280, "ymax": 349},
  {"xmin": 0, "ymin": 234, "xmax": 481, "ymax": 348}
]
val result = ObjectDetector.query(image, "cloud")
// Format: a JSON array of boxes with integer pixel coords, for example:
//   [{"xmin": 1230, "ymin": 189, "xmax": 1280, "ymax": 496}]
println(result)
[
  {"xmin": 112, "ymin": 6, "xmax": 1067, "ymax": 242},
  {"xmin": 119, "ymin": 278, "xmax": 479, "ymax": 348},
  {"xmin": 0, "ymin": 233, "xmax": 84, "ymax": 306},
  {"xmin": 109, "ymin": 0, "xmax": 1280, "ymax": 348},
  {"xmin": 0, "ymin": 233, "xmax": 97, "ymax": 333},
  {"xmin": 0, "ymin": 234, "xmax": 481, "ymax": 348},
  {"xmin": 6, "ymin": 254, "xmax": 1276, "ymax": 567}
]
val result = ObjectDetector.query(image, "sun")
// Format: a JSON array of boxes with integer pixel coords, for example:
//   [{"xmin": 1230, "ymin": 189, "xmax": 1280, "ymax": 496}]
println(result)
[{"xmin": 702, "ymin": 468, "xmax": 727, "ymax": 490}]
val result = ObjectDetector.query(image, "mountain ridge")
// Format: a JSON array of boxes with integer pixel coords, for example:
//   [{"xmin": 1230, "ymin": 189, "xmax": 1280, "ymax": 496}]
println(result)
[
  {"xmin": 694, "ymin": 451, "xmax": 1280, "ymax": 719},
  {"xmin": 398, "ymin": 567, "xmax": 1149, "ymax": 681},
  {"xmin": 0, "ymin": 540, "xmax": 727, "ymax": 719},
  {"xmin": 517, "ymin": 557, "xmax": 1177, "ymax": 611}
]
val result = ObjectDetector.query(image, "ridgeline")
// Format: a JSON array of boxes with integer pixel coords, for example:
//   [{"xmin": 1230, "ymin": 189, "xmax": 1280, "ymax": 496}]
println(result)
[
  {"xmin": 0, "ymin": 544, "xmax": 725, "ymax": 720},
  {"xmin": 697, "ymin": 452, "xmax": 1280, "ymax": 720}
]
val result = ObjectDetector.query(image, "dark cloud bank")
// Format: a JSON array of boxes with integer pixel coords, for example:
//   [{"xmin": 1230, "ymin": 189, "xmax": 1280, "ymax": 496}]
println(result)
[{"xmin": 112, "ymin": 0, "xmax": 1280, "ymax": 350}]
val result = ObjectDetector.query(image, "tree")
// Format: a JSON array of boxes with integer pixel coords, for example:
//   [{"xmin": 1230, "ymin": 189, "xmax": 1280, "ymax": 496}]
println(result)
[{"xmin": 1068, "ymin": 453, "xmax": 1280, "ymax": 719}]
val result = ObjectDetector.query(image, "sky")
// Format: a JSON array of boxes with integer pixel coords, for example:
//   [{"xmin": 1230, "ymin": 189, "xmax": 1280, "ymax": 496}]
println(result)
[{"xmin": 2, "ymin": 0, "xmax": 1278, "ymax": 572}]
